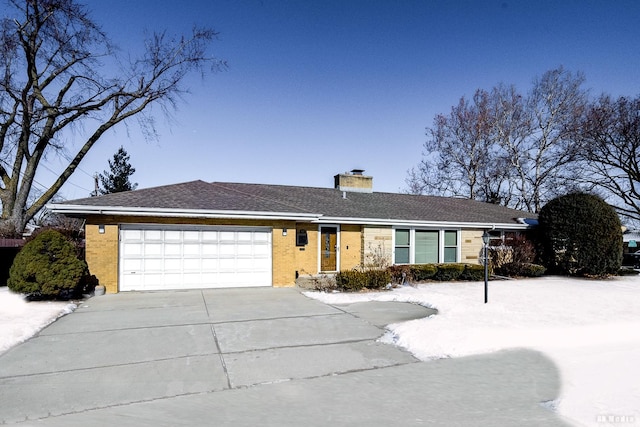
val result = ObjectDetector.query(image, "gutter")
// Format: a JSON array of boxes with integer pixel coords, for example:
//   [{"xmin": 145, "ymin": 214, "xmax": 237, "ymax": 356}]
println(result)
[
  {"xmin": 315, "ymin": 216, "xmax": 532, "ymax": 229},
  {"xmin": 47, "ymin": 204, "xmax": 321, "ymax": 222},
  {"xmin": 48, "ymin": 204, "xmax": 534, "ymax": 229}
]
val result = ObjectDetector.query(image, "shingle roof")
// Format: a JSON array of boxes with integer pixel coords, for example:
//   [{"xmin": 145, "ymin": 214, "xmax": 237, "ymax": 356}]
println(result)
[{"xmin": 55, "ymin": 180, "xmax": 535, "ymax": 226}]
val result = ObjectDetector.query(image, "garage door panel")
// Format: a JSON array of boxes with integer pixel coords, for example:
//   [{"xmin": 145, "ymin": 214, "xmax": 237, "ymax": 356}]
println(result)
[
  {"xmin": 120, "ymin": 225, "xmax": 272, "ymax": 291},
  {"xmin": 123, "ymin": 243, "xmax": 142, "ymax": 256},
  {"xmin": 165, "ymin": 244, "xmax": 181, "ymax": 256},
  {"xmin": 145, "ymin": 258, "xmax": 164, "ymax": 271},
  {"xmin": 183, "ymin": 258, "xmax": 201, "ymax": 270},
  {"xmin": 184, "ymin": 244, "xmax": 200, "ymax": 256}
]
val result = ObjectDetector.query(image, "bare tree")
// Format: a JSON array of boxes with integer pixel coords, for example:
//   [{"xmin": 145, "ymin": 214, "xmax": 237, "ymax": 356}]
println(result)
[
  {"xmin": 578, "ymin": 95, "xmax": 640, "ymax": 223},
  {"xmin": 520, "ymin": 67, "xmax": 588, "ymax": 212},
  {"xmin": 407, "ymin": 67, "xmax": 588, "ymax": 213},
  {"xmin": 0, "ymin": 0, "xmax": 224, "ymax": 235},
  {"xmin": 407, "ymin": 89, "xmax": 512, "ymax": 204}
]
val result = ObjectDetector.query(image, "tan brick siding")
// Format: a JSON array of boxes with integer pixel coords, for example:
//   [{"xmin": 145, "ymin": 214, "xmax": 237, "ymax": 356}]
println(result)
[
  {"xmin": 85, "ymin": 224, "xmax": 119, "ymax": 294},
  {"xmin": 462, "ymin": 229, "xmax": 485, "ymax": 265},
  {"xmin": 339, "ymin": 225, "xmax": 363, "ymax": 270},
  {"xmin": 362, "ymin": 227, "xmax": 393, "ymax": 267},
  {"xmin": 293, "ymin": 223, "xmax": 318, "ymax": 277}
]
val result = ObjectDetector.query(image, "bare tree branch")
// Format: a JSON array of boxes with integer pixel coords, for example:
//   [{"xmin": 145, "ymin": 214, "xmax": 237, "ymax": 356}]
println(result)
[{"xmin": 0, "ymin": 0, "xmax": 225, "ymax": 234}]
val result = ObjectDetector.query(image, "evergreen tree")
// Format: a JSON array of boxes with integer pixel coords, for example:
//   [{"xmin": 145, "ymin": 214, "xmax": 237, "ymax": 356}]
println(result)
[{"xmin": 96, "ymin": 147, "xmax": 138, "ymax": 195}]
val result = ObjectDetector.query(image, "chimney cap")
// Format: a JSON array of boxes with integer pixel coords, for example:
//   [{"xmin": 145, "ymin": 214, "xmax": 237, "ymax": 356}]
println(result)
[{"xmin": 351, "ymin": 169, "xmax": 365, "ymax": 175}]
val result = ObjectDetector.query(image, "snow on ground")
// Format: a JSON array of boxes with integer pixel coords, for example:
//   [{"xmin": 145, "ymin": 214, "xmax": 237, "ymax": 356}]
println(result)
[
  {"xmin": 306, "ymin": 276, "xmax": 640, "ymax": 427},
  {"xmin": 0, "ymin": 286, "xmax": 76, "ymax": 354}
]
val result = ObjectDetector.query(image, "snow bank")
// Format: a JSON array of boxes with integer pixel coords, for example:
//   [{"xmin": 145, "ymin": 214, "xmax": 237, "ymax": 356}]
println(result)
[{"xmin": 0, "ymin": 286, "xmax": 76, "ymax": 354}]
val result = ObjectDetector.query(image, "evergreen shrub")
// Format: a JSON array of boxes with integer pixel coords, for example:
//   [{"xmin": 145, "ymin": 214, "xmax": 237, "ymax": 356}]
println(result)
[
  {"xmin": 537, "ymin": 193, "xmax": 622, "ymax": 277},
  {"xmin": 497, "ymin": 262, "xmax": 546, "ymax": 278},
  {"xmin": 335, "ymin": 270, "xmax": 368, "ymax": 291},
  {"xmin": 411, "ymin": 264, "xmax": 438, "ymax": 281},
  {"xmin": 8, "ymin": 230, "xmax": 88, "ymax": 299},
  {"xmin": 459, "ymin": 264, "xmax": 486, "ymax": 281},
  {"xmin": 335, "ymin": 269, "xmax": 392, "ymax": 291},
  {"xmin": 433, "ymin": 263, "xmax": 465, "ymax": 281}
]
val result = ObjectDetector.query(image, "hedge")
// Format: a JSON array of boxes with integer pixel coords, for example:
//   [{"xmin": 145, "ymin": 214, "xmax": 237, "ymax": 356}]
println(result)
[
  {"xmin": 432, "ymin": 263, "xmax": 465, "ymax": 281},
  {"xmin": 335, "ymin": 269, "xmax": 392, "ymax": 292},
  {"xmin": 335, "ymin": 260, "xmax": 545, "ymax": 292},
  {"xmin": 496, "ymin": 262, "xmax": 546, "ymax": 278}
]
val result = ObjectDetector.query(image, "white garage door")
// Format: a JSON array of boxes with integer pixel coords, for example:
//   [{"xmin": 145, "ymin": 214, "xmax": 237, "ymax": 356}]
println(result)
[{"xmin": 119, "ymin": 225, "xmax": 272, "ymax": 291}]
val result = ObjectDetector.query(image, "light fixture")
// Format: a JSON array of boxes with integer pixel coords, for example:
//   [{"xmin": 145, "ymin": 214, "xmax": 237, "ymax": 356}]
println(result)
[
  {"xmin": 482, "ymin": 231, "xmax": 490, "ymax": 304},
  {"xmin": 98, "ymin": 224, "xmax": 105, "ymax": 234},
  {"xmin": 282, "ymin": 228, "xmax": 287, "ymax": 236}
]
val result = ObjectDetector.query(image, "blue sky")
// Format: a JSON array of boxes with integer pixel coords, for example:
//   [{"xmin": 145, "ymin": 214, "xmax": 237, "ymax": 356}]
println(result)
[{"xmin": 49, "ymin": 0, "xmax": 640, "ymax": 199}]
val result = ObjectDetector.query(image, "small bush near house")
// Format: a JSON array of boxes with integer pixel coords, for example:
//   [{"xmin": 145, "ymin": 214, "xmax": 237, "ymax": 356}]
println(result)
[
  {"xmin": 8, "ymin": 230, "xmax": 88, "ymax": 299},
  {"xmin": 537, "ymin": 193, "xmax": 622, "ymax": 277},
  {"xmin": 412, "ymin": 264, "xmax": 438, "ymax": 281},
  {"xmin": 433, "ymin": 263, "xmax": 465, "ymax": 281},
  {"xmin": 459, "ymin": 264, "xmax": 486, "ymax": 281},
  {"xmin": 335, "ymin": 269, "xmax": 392, "ymax": 291},
  {"xmin": 389, "ymin": 265, "xmax": 412, "ymax": 284},
  {"xmin": 335, "ymin": 270, "xmax": 369, "ymax": 291},
  {"xmin": 488, "ymin": 234, "xmax": 537, "ymax": 271},
  {"xmin": 497, "ymin": 262, "xmax": 546, "ymax": 278}
]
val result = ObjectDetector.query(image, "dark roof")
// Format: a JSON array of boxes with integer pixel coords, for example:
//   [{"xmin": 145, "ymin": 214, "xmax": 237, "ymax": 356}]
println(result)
[{"xmin": 55, "ymin": 180, "xmax": 535, "ymax": 226}]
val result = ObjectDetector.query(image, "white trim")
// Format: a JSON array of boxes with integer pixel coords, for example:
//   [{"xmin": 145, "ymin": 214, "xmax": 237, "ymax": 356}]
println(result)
[
  {"xmin": 392, "ymin": 226, "xmax": 462, "ymax": 265},
  {"xmin": 48, "ymin": 205, "xmax": 533, "ymax": 230},
  {"xmin": 318, "ymin": 216, "xmax": 530, "ymax": 229},
  {"xmin": 48, "ymin": 204, "xmax": 319, "ymax": 221},
  {"xmin": 318, "ymin": 224, "xmax": 340, "ymax": 273}
]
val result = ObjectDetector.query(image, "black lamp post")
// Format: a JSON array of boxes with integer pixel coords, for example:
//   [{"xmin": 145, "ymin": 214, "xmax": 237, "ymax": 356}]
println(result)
[{"xmin": 482, "ymin": 231, "xmax": 490, "ymax": 304}]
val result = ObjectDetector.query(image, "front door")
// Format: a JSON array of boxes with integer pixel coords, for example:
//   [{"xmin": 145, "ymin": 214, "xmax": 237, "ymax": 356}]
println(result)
[{"xmin": 320, "ymin": 226, "xmax": 338, "ymax": 271}]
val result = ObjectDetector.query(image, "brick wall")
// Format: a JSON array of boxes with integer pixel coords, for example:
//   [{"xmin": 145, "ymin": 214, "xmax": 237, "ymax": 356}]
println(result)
[
  {"xmin": 85, "ymin": 223, "xmax": 119, "ymax": 293},
  {"xmin": 339, "ymin": 224, "xmax": 363, "ymax": 270},
  {"xmin": 461, "ymin": 229, "xmax": 484, "ymax": 265},
  {"xmin": 362, "ymin": 226, "xmax": 393, "ymax": 266}
]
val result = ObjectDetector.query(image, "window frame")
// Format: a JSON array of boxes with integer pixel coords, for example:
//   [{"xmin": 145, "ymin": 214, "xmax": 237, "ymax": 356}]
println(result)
[{"xmin": 393, "ymin": 228, "xmax": 460, "ymax": 264}]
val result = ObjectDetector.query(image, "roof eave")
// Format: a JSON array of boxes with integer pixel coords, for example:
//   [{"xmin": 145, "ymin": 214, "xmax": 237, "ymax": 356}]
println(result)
[
  {"xmin": 316, "ymin": 216, "xmax": 533, "ymax": 229},
  {"xmin": 47, "ymin": 204, "xmax": 320, "ymax": 221},
  {"xmin": 48, "ymin": 205, "xmax": 534, "ymax": 229}
]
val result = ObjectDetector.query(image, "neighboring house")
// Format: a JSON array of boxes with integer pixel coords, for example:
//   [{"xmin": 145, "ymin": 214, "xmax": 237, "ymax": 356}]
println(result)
[{"xmin": 49, "ymin": 170, "xmax": 535, "ymax": 293}]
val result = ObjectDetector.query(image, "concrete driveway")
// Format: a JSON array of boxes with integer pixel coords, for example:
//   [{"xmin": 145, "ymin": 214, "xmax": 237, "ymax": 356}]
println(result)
[{"xmin": 0, "ymin": 287, "xmax": 569, "ymax": 426}]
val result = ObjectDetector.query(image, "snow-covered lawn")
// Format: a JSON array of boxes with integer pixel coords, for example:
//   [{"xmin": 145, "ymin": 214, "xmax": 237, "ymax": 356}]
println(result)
[
  {"xmin": 0, "ymin": 286, "xmax": 76, "ymax": 354},
  {"xmin": 306, "ymin": 276, "xmax": 640, "ymax": 427}
]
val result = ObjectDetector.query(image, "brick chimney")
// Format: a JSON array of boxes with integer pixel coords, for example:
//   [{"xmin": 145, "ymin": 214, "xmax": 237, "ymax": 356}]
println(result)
[{"xmin": 334, "ymin": 169, "xmax": 373, "ymax": 193}]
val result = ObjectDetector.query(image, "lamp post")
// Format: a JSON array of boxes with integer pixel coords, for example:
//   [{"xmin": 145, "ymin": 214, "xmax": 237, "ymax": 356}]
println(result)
[{"xmin": 482, "ymin": 231, "xmax": 490, "ymax": 304}]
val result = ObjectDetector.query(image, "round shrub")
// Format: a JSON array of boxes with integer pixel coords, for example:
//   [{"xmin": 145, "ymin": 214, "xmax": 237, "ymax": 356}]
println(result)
[
  {"xmin": 8, "ymin": 230, "xmax": 88, "ymax": 299},
  {"xmin": 537, "ymin": 193, "xmax": 622, "ymax": 276}
]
